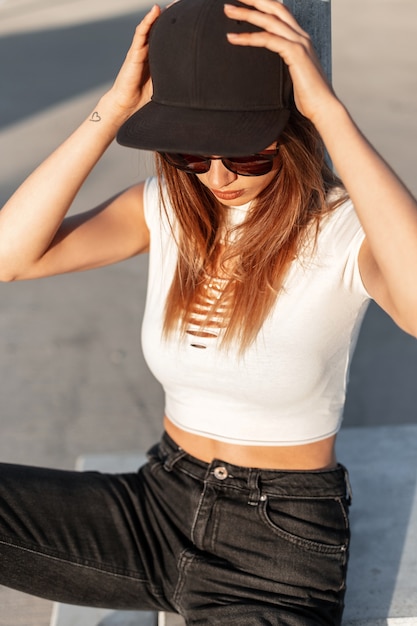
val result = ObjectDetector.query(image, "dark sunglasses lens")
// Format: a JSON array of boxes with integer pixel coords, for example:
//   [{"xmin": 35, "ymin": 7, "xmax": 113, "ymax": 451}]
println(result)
[
  {"xmin": 226, "ymin": 149, "xmax": 279, "ymax": 176},
  {"xmin": 225, "ymin": 156, "xmax": 273, "ymax": 176},
  {"xmin": 162, "ymin": 153, "xmax": 210, "ymax": 173}
]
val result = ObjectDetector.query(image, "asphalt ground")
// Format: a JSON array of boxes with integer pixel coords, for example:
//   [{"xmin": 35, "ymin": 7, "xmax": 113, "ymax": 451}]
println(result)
[{"xmin": 0, "ymin": 0, "xmax": 417, "ymax": 623}]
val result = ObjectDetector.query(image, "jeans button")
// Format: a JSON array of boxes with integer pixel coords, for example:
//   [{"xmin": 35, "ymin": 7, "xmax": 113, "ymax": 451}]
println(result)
[{"xmin": 213, "ymin": 466, "xmax": 228, "ymax": 480}]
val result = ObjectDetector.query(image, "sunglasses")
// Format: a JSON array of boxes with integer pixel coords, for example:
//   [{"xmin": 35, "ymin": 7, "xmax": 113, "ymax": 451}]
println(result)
[{"xmin": 159, "ymin": 147, "xmax": 279, "ymax": 177}]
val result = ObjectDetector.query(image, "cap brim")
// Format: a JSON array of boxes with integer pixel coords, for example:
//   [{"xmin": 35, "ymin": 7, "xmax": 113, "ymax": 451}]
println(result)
[{"xmin": 116, "ymin": 100, "xmax": 290, "ymax": 157}]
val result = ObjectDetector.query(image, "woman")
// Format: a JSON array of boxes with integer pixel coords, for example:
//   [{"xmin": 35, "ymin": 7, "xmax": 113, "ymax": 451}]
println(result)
[{"xmin": 0, "ymin": 0, "xmax": 416, "ymax": 623}]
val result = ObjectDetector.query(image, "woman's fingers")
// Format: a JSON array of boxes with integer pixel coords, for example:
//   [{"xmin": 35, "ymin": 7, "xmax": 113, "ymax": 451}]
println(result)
[
  {"xmin": 224, "ymin": 2, "xmax": 311, "ymax": 60},
  {"xmin": 226, "ymin": 0, "xmax": 308, "ymax": 39},
  {"xmin": 224, "ymin": 0, "xmax": 336, "ymax": 124},
  {"xmin": 125, "ymin": 4, "xmax": 161, "ymax": 63},
  {"xmin": 224, "ymin": 1, "xmax": 315, "ymax": 76},
  {"xmin": 109, "ymin": 5, "xmax": 161, "ymax": 114}
]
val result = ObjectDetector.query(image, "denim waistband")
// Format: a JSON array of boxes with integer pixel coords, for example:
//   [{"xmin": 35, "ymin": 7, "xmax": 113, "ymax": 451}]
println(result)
[{"xmin": 157, "ymin": 432, "xmax": 352, "ymax": 503}]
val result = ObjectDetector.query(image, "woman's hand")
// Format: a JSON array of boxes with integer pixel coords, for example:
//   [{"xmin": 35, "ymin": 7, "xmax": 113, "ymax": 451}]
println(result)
[
  {"xmin": 224, "ymin": 0, "xmax": 338, "ymax": 127},
  {"xmin": 105, "ymin": 4, "xmax": 161, "ymax": 121}
]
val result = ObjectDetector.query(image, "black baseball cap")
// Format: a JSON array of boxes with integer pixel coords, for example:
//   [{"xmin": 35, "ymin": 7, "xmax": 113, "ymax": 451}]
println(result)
[{"xmin": 117, "ymin": 0, "xmax": 293, "ymax": 156}]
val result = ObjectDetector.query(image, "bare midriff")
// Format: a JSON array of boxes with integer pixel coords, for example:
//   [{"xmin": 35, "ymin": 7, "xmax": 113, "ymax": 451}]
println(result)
[{"xmin": 164, "ymin": 416, "xmax": 338, "ymax": 470}]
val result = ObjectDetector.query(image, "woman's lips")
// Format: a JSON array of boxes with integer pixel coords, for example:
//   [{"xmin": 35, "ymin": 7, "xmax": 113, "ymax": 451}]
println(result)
[{"xmin": 211, "ymin": 189, "xmax": 244, "ymax": 201}]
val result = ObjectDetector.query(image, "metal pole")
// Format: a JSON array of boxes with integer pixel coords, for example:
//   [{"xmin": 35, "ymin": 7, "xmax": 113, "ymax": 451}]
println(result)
[{"xmin": 282, "ymin": 0, "xmax": 332, "ymax": 82}]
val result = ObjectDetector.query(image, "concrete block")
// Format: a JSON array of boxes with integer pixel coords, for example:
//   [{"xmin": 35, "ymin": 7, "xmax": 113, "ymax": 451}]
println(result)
[
  {"xmin": 343, "ymin": 621, "xmax": 417, "ymax": 626},
  {"xmin": 158, "ymin": 616, "xmax": 417, "ymax": 625},
  {"xmin": 157, "ymin": 614, "xmax": 185, "ymax": 626},
  {"xmin": 50, "ymin": 604, "xmax": 156, "ymax": 626},
  {"xmin": 337, "ymin": 425, "xmax": 417, "ymax": 623}
]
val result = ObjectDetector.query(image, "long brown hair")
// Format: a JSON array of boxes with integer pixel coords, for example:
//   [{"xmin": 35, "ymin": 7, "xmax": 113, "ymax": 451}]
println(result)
[{"xmin": 156, "ymin": 108, "xmax": 347, "ymax": 351}]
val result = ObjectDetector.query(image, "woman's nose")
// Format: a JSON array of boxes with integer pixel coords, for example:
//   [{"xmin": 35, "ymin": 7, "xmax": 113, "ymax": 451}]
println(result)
[{"xmin": 205, "ymin": 158, "xmax": 237, "ymax": 188}]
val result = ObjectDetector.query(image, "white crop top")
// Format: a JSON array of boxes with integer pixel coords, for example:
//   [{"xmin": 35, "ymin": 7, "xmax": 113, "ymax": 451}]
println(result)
[{"xmin": 141, "ymin": 176, "xmax": 370, "ymax": 446}]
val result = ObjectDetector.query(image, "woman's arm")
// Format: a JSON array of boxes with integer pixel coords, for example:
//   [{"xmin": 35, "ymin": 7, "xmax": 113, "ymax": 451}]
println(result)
[
  {"xmin": 313, "ymin": 101, "xmax": 417, "ymax": 337},
  {"xmin": 225, "ymin": 0, "xmax": 417, "ymax": 337},
  {"xmin": 7, "ymin": 183, "xmax": 149, "ymax": 280},
  {"xmin": 0, "ymin": 5, "xmax": 161, "ymax": 281}
]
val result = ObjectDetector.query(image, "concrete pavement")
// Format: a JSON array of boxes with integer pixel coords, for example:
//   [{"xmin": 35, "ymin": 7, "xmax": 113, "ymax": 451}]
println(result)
[{"xmin": 1, "ymin": 0, "xmax": 417, "ymax": 624}]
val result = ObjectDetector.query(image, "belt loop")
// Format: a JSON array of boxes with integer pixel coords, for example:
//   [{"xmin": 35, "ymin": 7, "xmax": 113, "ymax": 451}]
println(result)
[
  {"xmin": 343, "ymin": 466, "xmax": 353, "ymax": 505},
  {"xmin": 248, "ymin": 469, "xmax": 261, "ymax": 506},
  {"xmin": 163, "ymin": 448, "xmax": 186, "ymax": 472}
]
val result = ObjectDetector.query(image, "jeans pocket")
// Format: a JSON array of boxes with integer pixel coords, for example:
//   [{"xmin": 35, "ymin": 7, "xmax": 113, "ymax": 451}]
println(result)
[{"xmin": 258, "ymin": 496, "xmax": 349, "ymax": 555}]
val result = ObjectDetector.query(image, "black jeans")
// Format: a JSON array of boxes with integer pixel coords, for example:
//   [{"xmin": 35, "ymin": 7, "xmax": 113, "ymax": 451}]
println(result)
[{"xmin": 0, "ymin": 433, "xmax": 352, "ymax": 625}]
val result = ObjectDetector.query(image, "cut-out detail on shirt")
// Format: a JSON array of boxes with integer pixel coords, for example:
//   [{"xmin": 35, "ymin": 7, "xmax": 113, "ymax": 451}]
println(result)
[
  {"xmin": 183, "ymin": 205, "xmax": 250, "ymax": 349},
  {"xmin": 185, "ymin": 275, "xmax": 231, "ymax": 349}
]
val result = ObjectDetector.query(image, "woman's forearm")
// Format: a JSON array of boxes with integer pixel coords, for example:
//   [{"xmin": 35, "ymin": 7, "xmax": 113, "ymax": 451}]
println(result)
[
  {"xmin": 0, "ymin": 94, "xmax": 130, "ymax": 281},
  {"xmin": 316, "ymin": 99, "xmax": 417, "ymax": 334}
]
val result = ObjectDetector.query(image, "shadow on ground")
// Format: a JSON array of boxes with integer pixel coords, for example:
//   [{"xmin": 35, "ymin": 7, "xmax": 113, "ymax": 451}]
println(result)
[{"xmin": 0, "ymin": 9, "xmax": 148, "ymax": 129}]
